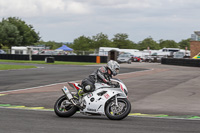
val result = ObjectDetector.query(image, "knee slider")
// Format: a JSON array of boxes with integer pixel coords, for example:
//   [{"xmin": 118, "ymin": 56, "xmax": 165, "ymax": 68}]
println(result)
[{"xmin": 85, "ymin": 85, "xmax": 91, "ymax": 91}]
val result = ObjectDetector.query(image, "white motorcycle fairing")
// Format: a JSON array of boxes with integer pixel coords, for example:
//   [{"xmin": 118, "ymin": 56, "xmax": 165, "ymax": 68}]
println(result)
[{"xmin": 69, "ymin": 79, "xmax": 128, "ymax": 115}]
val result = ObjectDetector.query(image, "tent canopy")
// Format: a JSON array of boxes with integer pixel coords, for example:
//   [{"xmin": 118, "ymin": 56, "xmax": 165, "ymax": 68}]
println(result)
[{"xmin": 56, "ymin": 45, "xmax": 73, "ymax": 51}]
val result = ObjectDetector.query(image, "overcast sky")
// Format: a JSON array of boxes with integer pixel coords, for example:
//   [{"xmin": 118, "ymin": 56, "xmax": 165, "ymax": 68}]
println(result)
[{"xmin": 0, "ymin": 0, "xmax": 200, "ymax": 43}]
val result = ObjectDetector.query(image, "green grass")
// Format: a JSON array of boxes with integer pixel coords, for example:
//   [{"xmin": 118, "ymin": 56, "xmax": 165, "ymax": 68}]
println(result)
[
  {"xmin": 0, "ymin": 59, "xmax": 103, "ymax": 65},
  {"xmin": 0, "ymin": 64, "xmax": 37, "ymax": 70}
]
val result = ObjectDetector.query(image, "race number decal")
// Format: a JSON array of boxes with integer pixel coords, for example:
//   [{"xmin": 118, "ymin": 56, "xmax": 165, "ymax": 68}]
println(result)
[
  {"xmin": 87, "ymin": 93, "xmax": 93, "ymax": 98},
  {"xmin": 104, "ymin": 93, "xmax": 110, "ymax": 99}
]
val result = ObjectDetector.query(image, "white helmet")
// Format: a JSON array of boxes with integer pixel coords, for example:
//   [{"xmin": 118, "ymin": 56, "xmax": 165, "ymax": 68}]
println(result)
[{"xmin": 107, "ymin": 60, "xmax": 120, "ymax": 76}]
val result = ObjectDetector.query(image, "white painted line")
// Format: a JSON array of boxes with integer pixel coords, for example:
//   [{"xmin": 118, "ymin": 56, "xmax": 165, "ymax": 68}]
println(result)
[
  {"xmin": 0, "ymin": 81, "xmax": 76, "ymax": 93},
  {"xmin": 117, "ymin": 68, "xmax": 154, "ymax": 76}
]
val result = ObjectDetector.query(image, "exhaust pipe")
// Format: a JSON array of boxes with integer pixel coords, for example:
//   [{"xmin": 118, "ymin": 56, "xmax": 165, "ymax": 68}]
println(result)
[{"xmin": 62, "ymin": 86, "xmax": 77, "ymax": 105}]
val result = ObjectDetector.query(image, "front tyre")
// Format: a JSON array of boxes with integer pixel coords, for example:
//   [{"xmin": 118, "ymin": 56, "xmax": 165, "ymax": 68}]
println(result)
[
  {"xmin": 54, "ymin": 95, "xmax": 78, "ymax": 117},
  {"xmin": 105, "ymin": 98, "xmax": 131, "ymax": 120}
]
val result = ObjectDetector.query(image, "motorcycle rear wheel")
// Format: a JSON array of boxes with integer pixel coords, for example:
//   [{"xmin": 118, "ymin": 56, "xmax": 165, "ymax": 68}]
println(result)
[
  {"xmin": 54, "ymin": 95, "xmax": 78, "ymax": 117},
  {"xmin": 105, "ymin": 98, "xmax": 131, "ymax": 120}
]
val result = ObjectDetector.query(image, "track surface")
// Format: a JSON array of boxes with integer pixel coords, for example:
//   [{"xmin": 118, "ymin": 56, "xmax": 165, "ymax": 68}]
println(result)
[
  {"xmin": 0, "ymin": 62, "xmax": 146, "ymax": 92},
  {"xmin": 0, "ymin": 62, "xmax": 200, "ymax": 133},
  {"xmin": 1, "ymin": 108, "xmax": 200, "ymax": 133}
]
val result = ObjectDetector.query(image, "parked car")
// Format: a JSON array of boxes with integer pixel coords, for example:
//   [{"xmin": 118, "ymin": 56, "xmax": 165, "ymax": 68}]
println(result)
[
  {"xmin": 117, "ymin": 54, "xmax": 132, "ymax": 64},
  {"xmin": 38, "ymin": 50, "xmax": 59, "ymax": 55},
  {"xmin": 0, "ymin": 50, "xmax": 6, "ymax": 54},
  {"xmin": 68, "ymin": 52, "xmax": 77, "ymax": 55},
  {"xmin": 173, "ymin": 52, "xmax": 185, "ymax": 58},
  {"xmin": 132, "ymin": 56, "xmax": 142, "ymax": 62},
  {"xmin": 144, "ymin": 55, "xmax": 162, "ymax": 63}
]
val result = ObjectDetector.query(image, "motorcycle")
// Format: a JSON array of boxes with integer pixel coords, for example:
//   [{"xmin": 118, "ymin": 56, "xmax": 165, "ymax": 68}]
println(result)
[{"xmin": 54, "ymin": 78, "xmax": 131, "ymax": 120}]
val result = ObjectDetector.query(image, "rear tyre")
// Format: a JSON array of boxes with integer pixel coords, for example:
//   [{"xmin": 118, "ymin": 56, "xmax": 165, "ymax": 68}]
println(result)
[
  {"xmin": 105, "ymin": 98, "xmax": 131, "ymax": 120},
  {"xmin": 54, "ymin": 95, "xmax": 78, "ymax": 117}
]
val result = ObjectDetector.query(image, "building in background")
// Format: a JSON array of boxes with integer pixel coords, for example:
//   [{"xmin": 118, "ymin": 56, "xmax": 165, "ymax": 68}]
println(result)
[{"xmin": 190, "ymin": 31, "xmax": 200, "ymax": 58}]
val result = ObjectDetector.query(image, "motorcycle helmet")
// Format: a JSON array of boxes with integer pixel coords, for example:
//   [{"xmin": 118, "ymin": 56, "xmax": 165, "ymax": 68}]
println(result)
[{"xmin": 107, "ymin": 60, "xmax": 120, "ymax": 76}]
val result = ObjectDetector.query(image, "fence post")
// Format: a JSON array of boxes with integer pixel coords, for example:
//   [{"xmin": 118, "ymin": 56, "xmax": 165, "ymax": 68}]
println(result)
[{"xmin": 96, "ymin": 56, "xmax": 100, "ymax": 63}]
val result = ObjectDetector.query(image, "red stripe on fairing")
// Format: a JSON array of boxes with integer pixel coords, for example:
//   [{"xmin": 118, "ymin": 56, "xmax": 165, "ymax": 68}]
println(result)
[
  {"xmin": 69, "ymin": 82, "xmax": 80, "ymax": 90},
  {"xmin": 120, "ymin": 84, "xmax": 124, "ymax": 92},
  {"xmin": 73, "ymin": 84, "xmax": 80, "ymax": 90}
]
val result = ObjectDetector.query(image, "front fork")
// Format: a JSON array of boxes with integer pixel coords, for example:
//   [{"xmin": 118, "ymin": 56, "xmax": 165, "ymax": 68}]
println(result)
[{"xmin": 115, "ymin": 95, "xmax": 119, "ymax": 107}]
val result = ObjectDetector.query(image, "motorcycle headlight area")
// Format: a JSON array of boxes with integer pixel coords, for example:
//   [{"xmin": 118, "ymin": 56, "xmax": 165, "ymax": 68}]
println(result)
[{"xmin": 124, "ymin": 89, "xmax": 128, "ymax": 96}]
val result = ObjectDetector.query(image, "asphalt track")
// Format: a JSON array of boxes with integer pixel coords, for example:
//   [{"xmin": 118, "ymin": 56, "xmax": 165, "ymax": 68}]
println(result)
[
  {"xmin": 0, "ymin": 108, "xmax": 200, "ymax": 133},
  {"xmin": 0, "ymin": 62, "xmax": 200, "ymax": 133},
  {"xmin": 0, "ymin": 62, "xmax": 146, "ymax": 92}
]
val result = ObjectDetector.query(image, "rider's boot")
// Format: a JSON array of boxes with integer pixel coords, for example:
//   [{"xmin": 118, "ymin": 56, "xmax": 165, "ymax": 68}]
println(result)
[{"xmin": 72, "ymin": 89, "xmax": 84, "ymax": 106}]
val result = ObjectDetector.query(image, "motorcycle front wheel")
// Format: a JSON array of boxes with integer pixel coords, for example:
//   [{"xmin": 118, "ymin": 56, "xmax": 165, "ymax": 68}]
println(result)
[
  {"xmin": 54, "ymin": 95, "xmax": 78, "ymax": 117},
  {"xmin": 105, "ymin": 98, "xmax": 131, "ymax": 120}
]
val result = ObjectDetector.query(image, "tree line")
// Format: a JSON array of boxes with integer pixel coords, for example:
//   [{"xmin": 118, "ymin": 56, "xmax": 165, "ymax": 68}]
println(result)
[
  {"xmin": 69, "ymin": 33, "xmax": 190, "ymax": 51},
  {"xmin": 0, "ymin": 17, "xmax": 190, "ymax": 51}
]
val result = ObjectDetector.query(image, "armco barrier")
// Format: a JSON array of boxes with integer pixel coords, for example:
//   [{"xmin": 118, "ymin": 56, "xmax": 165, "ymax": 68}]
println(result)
[
  {"xmin": 161, "ymin": 58, "xmax": 200, "ymax": 67},
  {"xmin": 0, "ymin": 54, "xmax": 108, "ymax": 63}
]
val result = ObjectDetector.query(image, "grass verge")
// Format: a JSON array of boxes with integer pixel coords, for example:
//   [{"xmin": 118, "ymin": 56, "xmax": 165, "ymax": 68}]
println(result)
[{"xmin": 0, "ymin": 64, "xmax": 37, "ymax": 70}]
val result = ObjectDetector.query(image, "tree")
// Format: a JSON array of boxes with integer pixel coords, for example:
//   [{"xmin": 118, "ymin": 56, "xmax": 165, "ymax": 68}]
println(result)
[
  {"xmin": 159, "ymin": 39, "xmax": 178, "ymax": 49},
  {"xmin": 112, "ymin": 33, "xmax": 137, "ymax": 49},
  {"xmin": 138, "ymin": 37, "xmax": 159, "ymax": 50},
  {"xmin": 178, "ymin": 39, "xmax": 190, "ymax": 50},
  {"xmin": 91, "ymin": 33, "xmax": 112, "ymax": 50},
  {"xmin": 0, "ymin": 17, "xmax": 40, "ymax": 48},
  {"xmin": 72, "ymin": 35, "xmax": 92, "ymax": 51},
  {"xmin": 0, "ymin": 21, "xmax": 22, "ymax": 48}
]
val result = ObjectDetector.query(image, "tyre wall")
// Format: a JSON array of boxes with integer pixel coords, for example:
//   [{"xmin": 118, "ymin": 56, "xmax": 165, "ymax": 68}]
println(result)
[
  {"xmin": 161, "ymin": 58, "xmax": 200, "ymax": 67},
  {"xmin": 0, "ymin": 54, "xmax": 108, "ymax": 63}
]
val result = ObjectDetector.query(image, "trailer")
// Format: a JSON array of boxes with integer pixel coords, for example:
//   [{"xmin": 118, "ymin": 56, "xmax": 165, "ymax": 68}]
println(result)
[{"xmin": 11, "ymin": 46, "xmax": 46, "ymax": 55}]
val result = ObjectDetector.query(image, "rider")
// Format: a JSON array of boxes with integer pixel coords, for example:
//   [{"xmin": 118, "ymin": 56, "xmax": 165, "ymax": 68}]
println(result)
[{"xmin": 73, "ymin": 60, "xmax": 120, "ymax": 102}]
